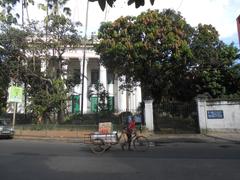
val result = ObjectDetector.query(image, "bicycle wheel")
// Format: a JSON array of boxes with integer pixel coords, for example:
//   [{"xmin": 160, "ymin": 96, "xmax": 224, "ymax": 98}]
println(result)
[
  {"xmin": 90, "ymin": 138, "xmax": 105, "ymax": 154},
  {"xmin": 133, "ymin": 136, "xmax": 149, "ymax": 152}
]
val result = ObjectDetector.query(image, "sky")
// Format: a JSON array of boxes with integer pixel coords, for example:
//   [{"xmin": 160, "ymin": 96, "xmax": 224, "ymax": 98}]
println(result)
[{"xmin": 25, "ymin": 0, "xmax": 240, "ymax": 47}]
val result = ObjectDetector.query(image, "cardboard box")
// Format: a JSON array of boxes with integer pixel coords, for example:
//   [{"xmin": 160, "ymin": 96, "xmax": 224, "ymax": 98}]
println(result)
[
  {"xmin": 91, "ymin": 131, "xmax": 117, "ymax": 143},
  {"xmin": 99, "ymin": 122, "xmax": 112, "ymax": 134}
]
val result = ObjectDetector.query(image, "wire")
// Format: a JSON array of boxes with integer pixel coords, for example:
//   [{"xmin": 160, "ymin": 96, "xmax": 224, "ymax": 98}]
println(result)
[{"xmin": 176, "ymin": 0, "xmax": 184, "ymax": 11}]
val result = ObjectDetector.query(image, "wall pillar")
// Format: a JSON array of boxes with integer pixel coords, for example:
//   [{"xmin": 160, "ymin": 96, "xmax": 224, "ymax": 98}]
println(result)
[
  {"xmin": 144, "ymin": 99, "xmax": 154, "ymax": 131},
  {"xmin": 196, "ymin": 97, "xmax": 208, "ymax": 134}
]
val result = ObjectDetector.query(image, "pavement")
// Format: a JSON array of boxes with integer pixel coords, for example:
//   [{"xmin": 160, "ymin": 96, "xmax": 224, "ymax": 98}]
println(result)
[
  {"xmin": 13, "ymin": 129, "xmax": 240, "ymax": 144},
  {"xmin": 146, "ymin": 132, "xmax": 240, "ymax": 144}
]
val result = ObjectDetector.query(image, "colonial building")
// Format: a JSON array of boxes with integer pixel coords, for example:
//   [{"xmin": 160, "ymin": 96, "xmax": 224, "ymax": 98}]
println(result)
[
  {"xmin": 63, "ymin": 47, "xmax": 142, "ymax": 114},
  {"xmin": 8, "ymin": 47, "xmax": 142, "ymax": 114}
]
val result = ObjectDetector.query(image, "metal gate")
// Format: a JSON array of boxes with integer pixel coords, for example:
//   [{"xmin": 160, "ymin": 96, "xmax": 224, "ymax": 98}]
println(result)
[{"xmin": 153, "ymin": 101, "xmax": 199, "ymax": 133}]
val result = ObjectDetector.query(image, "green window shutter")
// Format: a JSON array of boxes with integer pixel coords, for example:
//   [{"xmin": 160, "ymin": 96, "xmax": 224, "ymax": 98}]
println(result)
[
  {"xmin": 91, "ymin": 97, "xmax": 98, "ymax": 112},
  {"xmin": 72, "ymin": 95, "xmax": 80, "ymax": 113},
  {"xmin": 107, "ymin": 96, "xmax": 114, "ymax": 112}
]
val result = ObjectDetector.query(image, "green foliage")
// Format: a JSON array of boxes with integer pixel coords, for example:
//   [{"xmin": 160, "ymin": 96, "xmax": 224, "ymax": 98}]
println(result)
[
  {"xmin": 39, "ymin": 0, "xmax": 71, "ymax": 16},
  {"xmin": 0, "ymin": 26, "xmax": 29, "ymax": 113},
  {"xmin": 190, "ymin": 24, "xmax": 239, "ymax": 98},
  {"xmin": 27, "ymin": 79, "xmax": 67, "ymax": 123},
  {"xmin": 96, "ymin": 9, "xmax": 194, "ymax": 101},
  {"xmin": 96, "ymin": 9, "xmax": 240, "ymax": 102},
  {"xmin": 95, "ymin": 82, "xmax": 109, "ymax": 112},
  {"xmin": 25, "ymin": 15, "xmax": 81, "ymax": 122},
  {"xmin": 89, "ymin": 0, "xmax": 155, "ymax": 11},
  {"xmin": 0, "ymin": 0, "xmax": 35, "ymax": 24},
  {"xmin": 0, "ymin": 0, "xmax": 82, "ymax": 123}
]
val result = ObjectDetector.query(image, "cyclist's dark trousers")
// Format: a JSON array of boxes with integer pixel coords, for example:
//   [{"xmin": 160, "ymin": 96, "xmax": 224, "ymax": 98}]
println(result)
[{"xmin": 127, "ymin": 132, "xmax": 132, "ymax": 149}]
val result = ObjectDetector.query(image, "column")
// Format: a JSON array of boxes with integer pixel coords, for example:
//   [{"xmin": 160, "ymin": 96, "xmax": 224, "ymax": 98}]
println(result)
[
  {"xmin": 117, "ymin": 76, "xmax": 126, "ymax": 112},
  {"xmin": 135, "ymin": 85, "xmax": 142, "ymax": 111},
  {"xmin": 99, "ymin": 64, "xmax": 107, "ymax": 89},
  {"xmin": 129, "ymin": 92, "xmax": 135, "ymax": 112},
  {"xmin": 41, "ymin": 59, "xmax": 47, "ymax": 73},
  {"xmin": 62, "ymin": 58, "xmax": 68, "ymax": 80},
  {"xmin": 80, "ymin": 58, "xmax": 89, "ymax": 114},
  {"xmin": 144, "ymin": 99, "xmax": 154, "ymax": 131}
]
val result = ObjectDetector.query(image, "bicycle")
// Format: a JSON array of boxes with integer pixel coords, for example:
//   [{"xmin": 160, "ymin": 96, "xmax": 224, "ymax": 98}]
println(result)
[
  {"xmin": 84, "ymin": 127, "xmax": 150, "ymax": 154},
  {"xmin": 122, "ymin": 128, "xmax": 150, "ymax": 152}
]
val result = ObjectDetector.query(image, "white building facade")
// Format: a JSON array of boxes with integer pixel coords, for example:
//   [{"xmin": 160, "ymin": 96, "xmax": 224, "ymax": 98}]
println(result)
[
  {"xmin": 7, "ymin": 47, "xmax": 142, "ymax": 115},
  {"xmin": 64, "ymin": 47, "xmax": 142, "ymax": 114}
]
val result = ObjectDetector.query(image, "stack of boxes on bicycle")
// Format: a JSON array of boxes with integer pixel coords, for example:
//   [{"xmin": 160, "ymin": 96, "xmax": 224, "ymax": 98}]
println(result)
[{"xmin": 91, "ymin": 122, "xmax": 117, "ymax": 143}]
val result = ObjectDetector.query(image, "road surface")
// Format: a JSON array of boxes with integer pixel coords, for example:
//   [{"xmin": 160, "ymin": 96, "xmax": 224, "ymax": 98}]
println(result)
[{"xmin": 0, "ymin": 139, "xmax": 240, "ymax": 180}]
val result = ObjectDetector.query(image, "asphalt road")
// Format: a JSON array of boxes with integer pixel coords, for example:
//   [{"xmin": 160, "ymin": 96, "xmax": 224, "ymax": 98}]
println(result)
[{"xmin": 0, "ymin": 139, "xmax": 240, "ymax": 180}]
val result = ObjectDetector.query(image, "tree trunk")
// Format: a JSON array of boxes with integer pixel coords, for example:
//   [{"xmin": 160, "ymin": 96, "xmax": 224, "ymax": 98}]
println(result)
[{"xmin": 57, "ymin": 101, "xmax": 64, "ymax": 123}]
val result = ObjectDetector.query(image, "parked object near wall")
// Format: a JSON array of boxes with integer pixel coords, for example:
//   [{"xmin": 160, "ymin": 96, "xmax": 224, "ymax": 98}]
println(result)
[
  {"xmin": 0, "ymin": 118, "xmax": 14, "ymax": 139},
  {"xmin": 197, "ymin": 97, "xmax": 240, "ymax": 133}
]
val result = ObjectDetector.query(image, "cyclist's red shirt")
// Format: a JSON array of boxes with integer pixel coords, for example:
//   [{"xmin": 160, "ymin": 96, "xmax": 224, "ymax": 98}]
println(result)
[{"xmin": 128, "ymin": 120, "xmax": 136, "ymax": 130}]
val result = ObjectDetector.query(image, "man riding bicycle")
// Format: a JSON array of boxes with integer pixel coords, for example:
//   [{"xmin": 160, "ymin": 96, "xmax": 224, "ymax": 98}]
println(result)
[{"xmin": 126, "ymin": 117, "xmax": 136, "ymax": 151}]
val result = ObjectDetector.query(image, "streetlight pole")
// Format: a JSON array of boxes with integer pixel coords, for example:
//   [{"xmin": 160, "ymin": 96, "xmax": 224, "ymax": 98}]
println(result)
[{"xmin": 80, "ymin": 0, "xmax": 89, "ymax": 115}]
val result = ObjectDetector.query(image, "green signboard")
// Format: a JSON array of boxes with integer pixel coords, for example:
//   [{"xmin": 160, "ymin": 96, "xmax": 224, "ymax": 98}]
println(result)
[{"xmin": 8, "ymin": 86, "xmax": 23, "ymax": 103}]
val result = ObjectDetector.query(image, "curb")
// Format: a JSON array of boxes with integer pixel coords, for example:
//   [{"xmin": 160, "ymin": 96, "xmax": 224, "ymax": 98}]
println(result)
[
  {"xmin": 13, "ymin": 134, "xmax": 211, "ymax": 144},
  {"xmin": 203, "ymin": 134, "xmax": 240, "ymax": 144},
  {"xmin": 14, "ymin": 135, "xmax": 84, "ymax": 143},
  {"xmin": 13, "ymin": 133, "xmax": 240, "ymax": 144}
]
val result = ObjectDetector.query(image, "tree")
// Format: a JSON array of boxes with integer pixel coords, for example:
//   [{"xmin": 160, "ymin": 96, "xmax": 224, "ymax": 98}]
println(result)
[
  {"xmin": 0, "ymin": 0, "xmax": 82, "ymax": 123},
  {"xmin": 0, "ymin": 0, "xmax": 35, "ymax": 24},
  {"xmin": 0, "ymin": 25, "xmax": 29, "ymax": 115},
  {"xmin": 96, "ymin": 9, "xmax": 239, "ymax": 102},
  {"xmin": 89, "ymin": 0, "xmax": 155, "ymax": 11},
  {"xmin": 96, "ymin": 9, "xmax": 193, "ymax": 101},
  {"xmin": 0, "ymin": 43, "xmax": 10, "ymax": 114},
  {"xmin": 190, "ymin": 24, "xmax": 239, "ymax": 98},
  {"xmin": 24, "ymin": 0, "xmax": 81, "ymax": 123}
]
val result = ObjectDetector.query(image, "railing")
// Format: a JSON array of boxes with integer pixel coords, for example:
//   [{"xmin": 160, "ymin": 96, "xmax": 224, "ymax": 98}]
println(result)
[{"xmin": 153, "ymin": 101, "xmax": 199, "ymax": 133}]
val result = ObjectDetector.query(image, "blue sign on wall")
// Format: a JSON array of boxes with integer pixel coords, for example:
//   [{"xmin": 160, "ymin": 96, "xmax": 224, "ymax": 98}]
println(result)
[{"xmin": 207, "ymin": 110, "xmax": 224, "ymax": 119}]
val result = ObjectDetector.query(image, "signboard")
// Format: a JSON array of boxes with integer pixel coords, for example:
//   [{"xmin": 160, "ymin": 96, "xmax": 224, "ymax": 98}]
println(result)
[
  {"xmin": 8, "ymin": 86, "xmax": 23, "ymax": 103},
  {"xmin": 207, "ymin": 110, "xmax": 224, "ymax": 119}
]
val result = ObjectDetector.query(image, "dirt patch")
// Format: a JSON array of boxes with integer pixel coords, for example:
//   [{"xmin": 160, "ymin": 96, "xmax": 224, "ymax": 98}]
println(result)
[{"xmin": 15, "ymin": 129, "xmax": 93, "ymax": 139}]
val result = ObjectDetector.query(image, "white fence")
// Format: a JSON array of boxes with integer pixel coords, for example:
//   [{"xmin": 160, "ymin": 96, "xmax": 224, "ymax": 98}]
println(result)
[{"xmin": 197, "ymin": 98, "xmax": 240, "ymax": 133}]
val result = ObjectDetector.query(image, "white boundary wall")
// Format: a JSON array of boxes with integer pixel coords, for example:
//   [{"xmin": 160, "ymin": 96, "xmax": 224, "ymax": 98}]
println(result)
[{"xmin": 197, "ymin": 98, "xmax": 240, "ymax": 133}]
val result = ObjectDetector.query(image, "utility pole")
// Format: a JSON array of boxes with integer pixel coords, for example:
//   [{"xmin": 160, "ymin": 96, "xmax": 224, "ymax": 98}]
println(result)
[
  {"xmin": 80, "ymin": 0, "xmax": 90, "ymax": 115},
  {"xmin": 22, "ymin": 0, "xmax": 28, "ymax": 121},
  {"xmin": 237, "ymin": 15, "xmax": 240, "ymax": 47},
  {"xmin": 22, "ymin": 0, "xmax": 25, "ymax": 26}
]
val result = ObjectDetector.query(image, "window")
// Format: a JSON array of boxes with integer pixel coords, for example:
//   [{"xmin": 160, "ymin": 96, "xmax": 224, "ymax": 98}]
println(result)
[
  {"xmin": 91, "ymin": 70, "xmax": 99, "ymax": 84},
  {"xmin": 73, "ymin": 69, "xmax": 80, "ymax": 84},
  {"xmin": 107, "ymin": 71, "xmax": 114, "ymax": 84}
]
